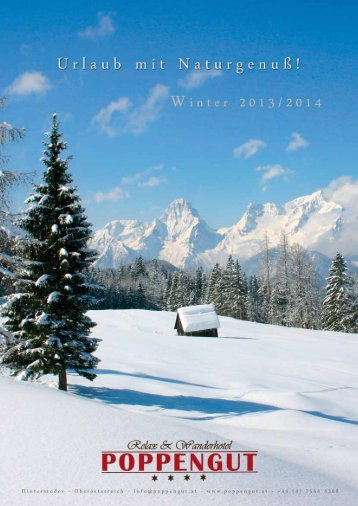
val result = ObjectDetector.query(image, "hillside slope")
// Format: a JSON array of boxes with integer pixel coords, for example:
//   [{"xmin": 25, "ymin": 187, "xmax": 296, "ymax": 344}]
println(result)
[{"xmin": 1, "ymin": 310, "xmax": 357, "ymax": 505}]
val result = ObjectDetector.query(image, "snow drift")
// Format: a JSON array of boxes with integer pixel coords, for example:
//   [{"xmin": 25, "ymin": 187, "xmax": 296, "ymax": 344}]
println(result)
[{"xmin": 1, "ymin": 309, "xmax": 357, "ymax": 505}]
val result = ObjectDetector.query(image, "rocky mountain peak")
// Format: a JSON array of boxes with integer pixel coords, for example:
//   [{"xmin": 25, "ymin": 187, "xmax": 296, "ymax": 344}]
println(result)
[
  {"xmin": 160, "ymin": 198, "xmax": 198, "ymax": 222},
  {"xmin": 90, "ymin": 190, "xmax": 355, "ymax": 270}
]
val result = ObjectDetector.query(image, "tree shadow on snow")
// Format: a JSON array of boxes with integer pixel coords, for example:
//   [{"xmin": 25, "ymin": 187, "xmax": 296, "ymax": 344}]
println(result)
[
  {"xmin": 303, "ymin": 411, "xmax": 358, "ymax": 426},
  {"xmin": 70, "ymin": 385, "xmax": 278, "ymax": 420},
  {"xmin": 81, "ymin": 369, "xmax": 221, "ymax": 390},
  {"xmin": 70, "ymin": 385, "xmax": 358, "ymax": 425}
]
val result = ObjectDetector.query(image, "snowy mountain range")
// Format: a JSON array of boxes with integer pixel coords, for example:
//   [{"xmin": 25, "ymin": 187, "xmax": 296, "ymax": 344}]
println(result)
[{"xmin": 90, "ymin": 190, "xmax": 358, "ymax": 270}]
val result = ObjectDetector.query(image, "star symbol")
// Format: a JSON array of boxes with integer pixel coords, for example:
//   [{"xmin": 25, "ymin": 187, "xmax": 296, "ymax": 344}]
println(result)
[
  {"xmin": 168, "ymin": 475, "xmax": 174, "ymax": 481},
  {"xmin": 151, "ymin": 475, "xmax": 158, "ymax": 481},
  {"xmin": 184, "ymin": 474, "xmax": 190, "ymax": 481},
  {"xmin": 200, "ymin": 474, "xmax": 207, "ymax": 481}
]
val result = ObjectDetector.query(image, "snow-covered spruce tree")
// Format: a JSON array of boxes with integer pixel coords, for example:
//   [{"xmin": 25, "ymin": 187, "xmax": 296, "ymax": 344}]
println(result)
[
  {"xmin": 167, "ymin": 272, "xmax": 179, "ymax": 311},
  {"xmin": 221, "ymin": 256, "xmax": 235, "ymax": 316},
  {"xmin": 1, "ymin": 114, "xmax": 100, "ymax": 390},
  {"xmin": 221, "ymin": 256, "xmax": 247, "ymax": 319},
  {"xmin": 200, "ymin": 274, "xmax": 208, "ymax": 305},
  {"xmin": 130, "ymin": 282, "xmax": 147, "ymax": 309},
  {"xmin": 193, "ymin": 266, "xmax": 205, "ymax": 305},
  {"xmin": 131, "ymin": 256, "xmax": 147, "ymax": 279},
  {"xmin": 207, "ymin": 263, "xmax": 224, "ymax": 314},
  {"xmin": 177, "ymin": 272, "xmax": 191, "ymax": 308},
  {"xmin": 234, "ymin": 259, "xmax": 248, "ymax": 320},
  {"xmin": 322, "ymin": 252, "xmax": 358, "ymax": 333},
  {"xmin": 163, "ymin": 272, "xmax": 172, "ymax": 310}
]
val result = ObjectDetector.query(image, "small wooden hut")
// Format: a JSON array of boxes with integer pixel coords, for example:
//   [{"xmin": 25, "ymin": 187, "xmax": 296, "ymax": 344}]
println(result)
[{"xmin": 174, "ymin": 304, "xmax": 220, "ymax": 337}]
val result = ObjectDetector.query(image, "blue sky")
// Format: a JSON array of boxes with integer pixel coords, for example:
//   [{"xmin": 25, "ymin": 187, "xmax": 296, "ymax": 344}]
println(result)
[{"xmin": 1, "ymin": 0, "xmax": 357, "ymax": 229}]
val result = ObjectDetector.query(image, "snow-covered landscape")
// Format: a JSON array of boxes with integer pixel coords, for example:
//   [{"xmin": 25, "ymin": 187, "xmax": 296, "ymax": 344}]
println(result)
[
  {"xmin": 1, "ymin": 309, "xmax": 357, "ymax": 505},
  {"xmin": 1, "ymin": 3, "xmax": 357, "ymax": 505}
]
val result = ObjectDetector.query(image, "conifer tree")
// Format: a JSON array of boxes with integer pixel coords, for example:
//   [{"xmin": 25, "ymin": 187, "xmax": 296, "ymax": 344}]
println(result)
[
  {"xmin": 322, "ymin": 252, "xmax": 358, "ymax": 333},
  {"xmin": 163, "ymin": 272, "xmax": 172, "ymax": 310},
  {"xmin": 233, "ymin": 259, "xmax": 248, "ymax": 320},
  {"xmin": 131, "ymin": 282, "xmax": 147, "ymax": 309},
  {"xmin": 1, "ymin": 114, "xmax": 100, "ymax": 390},
  {"xmin": 193, "ymin": 266, "xmax": 205, "ymax": 305},
  {"xmin": 221, "ymin": 257, "xmax": 248, "ymax": 319},
  {"xmin": 177, "ymin": 272, "xmax": 190, "ymax": 307},
  {"xmin": 200, "ymin": 274, "xmax": 208, "ymax": 304},
  {"xmin": 167, "ymin": 272, "xmax": 179, "ymax": 311},
  {"xmin": 207, "ymin": 263, "xmax": 224, "ymax": 314},
  {"xmin": 131, "ymin": 256, "xmax": 146, "ymax": 279},
  {"xmin": 221, "ymin": 256, "xmax": 235, "ymax": 316},
  {"xmin": 247, "ymin": 275, "xmax": 266, "ymax": 323}
]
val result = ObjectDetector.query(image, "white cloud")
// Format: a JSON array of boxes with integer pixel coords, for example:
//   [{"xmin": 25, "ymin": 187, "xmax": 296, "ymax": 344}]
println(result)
[
  {"xmin": 138, "ymin": 176, "xmax": 166, "ymax": 187},
  {"xmin": 6, "ymin": 71, "xmax": 51, "ymax": 96},
  {"xmin": 318, "ymin": 176, "xmax": 358, "ymax": 258},
  {"xmin": 92, "ymin": 85, "xmax": 169, "ymax": 136},
  {"xmin": 91, "ymin": 97, "xmax": 132, "ymax": 137},
  {"xmin": 124, "ymin": 84, "xmax": 169, "ymax": 134},
  {"xmin": 287, "ymin": 132, "xmax": 309, "ymax": 152},
  {"xmin": 93, "ymin": 187, "xmax": 129, "ymax": 203},
  {"xmin": 178, "ymin": 70, "xmax": 222, "ymax": 89},
  {"xmin": 233, "ymin": 139, "xmax": 266, "ymax": 159},
  {"xmin": 121, "ymin": 164, "xmax": 164, "ymax": 186},
  {"xmin": 93, "ymin": 164, "xmax": 165, "ymax": 203},
  {"xmin": 79, "ymin": 12, "xmax": 115, "ymax": 39},
  {"xmin": 256, "ymin": 164, "xmax": 292, "ymax": 189},
  {"xmin": 323, "ymin": 176, "xmax": 358, "ymax": 210}
]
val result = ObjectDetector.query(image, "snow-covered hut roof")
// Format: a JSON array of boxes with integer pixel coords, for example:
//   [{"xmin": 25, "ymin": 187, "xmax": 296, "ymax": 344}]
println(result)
[{"xmin": 177, "ymin": 304, "xmax": 220, "ymax": 333}]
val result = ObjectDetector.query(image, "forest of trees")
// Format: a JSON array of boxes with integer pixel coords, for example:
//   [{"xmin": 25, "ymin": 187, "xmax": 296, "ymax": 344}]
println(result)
[{"xmin": 90, "ymin": 234, "xmax": 358, "ymax": 333}]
